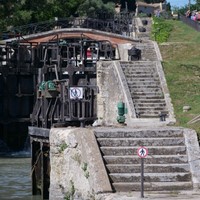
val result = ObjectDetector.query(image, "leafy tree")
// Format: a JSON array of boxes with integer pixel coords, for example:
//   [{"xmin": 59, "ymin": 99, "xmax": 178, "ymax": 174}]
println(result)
[
  {"xmin": 141, "ymin": 0, "xmax": 165, "ymax": 3},
  {"xmin": 120, "ymin": 0, "xmax": 136, "ymax": 11},
  {"xmin": 0, "ymin": 0, "xmax": 17, "ymax": 31},
  {"xmin": 77, "ymin": 0, "xmax": 115, "ymax": 18},
  {"xmin": 0, "ymin": 0, "xmax": 121, "ymax": 31}
]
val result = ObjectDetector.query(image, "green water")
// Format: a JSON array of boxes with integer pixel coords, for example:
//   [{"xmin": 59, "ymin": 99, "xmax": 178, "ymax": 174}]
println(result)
[{"xmin": 0, "ymin": 156, "xmax": 41, "ymax": 200}]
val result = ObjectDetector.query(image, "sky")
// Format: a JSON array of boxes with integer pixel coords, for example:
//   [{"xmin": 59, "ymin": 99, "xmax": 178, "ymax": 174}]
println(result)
[{"xmin": 167, "ymin": 0, "xmax": 195, "ymax": 8}]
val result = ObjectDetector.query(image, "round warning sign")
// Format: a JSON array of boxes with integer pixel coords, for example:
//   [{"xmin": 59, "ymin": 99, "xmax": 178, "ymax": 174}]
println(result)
[
  {"xmin": 137, "ymin": 146, "xmax": 148, "ymax": 158},
  {"xmin": 70, "ymin": 87, "xmax": 83, "ymax": 99}
]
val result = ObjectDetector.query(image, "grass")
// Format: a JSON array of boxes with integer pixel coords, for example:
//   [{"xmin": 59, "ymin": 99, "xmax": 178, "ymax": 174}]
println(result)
[{"xmin": 158, "ymin": 19, "xmax": 200, "ymax": 139}]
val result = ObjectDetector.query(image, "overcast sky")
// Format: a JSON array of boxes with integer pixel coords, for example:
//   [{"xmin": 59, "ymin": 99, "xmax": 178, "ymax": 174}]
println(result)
[{"xmin": 167, "ymin": 0, "xmax": 195, "ymax": 8}]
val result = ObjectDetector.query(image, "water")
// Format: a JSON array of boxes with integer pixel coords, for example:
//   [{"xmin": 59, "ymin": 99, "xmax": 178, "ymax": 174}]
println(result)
[{"xmin": 0, "ymin": 153, "xmax": 41, "ymax": 200}]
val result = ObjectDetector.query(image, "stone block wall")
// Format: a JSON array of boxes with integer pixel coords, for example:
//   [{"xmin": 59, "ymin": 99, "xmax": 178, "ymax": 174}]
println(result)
[
  {"xmin": 96, "ymin": 61, "xmax": 134, "ymax": 126},
  {"xmin": 49, "ymin": 128, "xmax": 112, "ymax": 200}
]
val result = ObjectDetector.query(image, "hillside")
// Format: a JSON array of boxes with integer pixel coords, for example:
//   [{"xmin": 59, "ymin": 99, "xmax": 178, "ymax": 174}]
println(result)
[{"xmin": 159, "ymin": 20, "xmax": 200, "ymax": 139}]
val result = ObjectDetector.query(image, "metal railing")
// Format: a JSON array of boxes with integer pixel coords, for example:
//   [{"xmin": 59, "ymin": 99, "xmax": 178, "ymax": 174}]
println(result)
[{"xmin": 1, "ymin": 12, "xmax": 135, "ymax": 40}]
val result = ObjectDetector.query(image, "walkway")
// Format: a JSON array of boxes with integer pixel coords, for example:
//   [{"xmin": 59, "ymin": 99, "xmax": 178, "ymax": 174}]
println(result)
[{"xmin": 97, "ymin": 191, "xmax": 200, "ymax": 200}]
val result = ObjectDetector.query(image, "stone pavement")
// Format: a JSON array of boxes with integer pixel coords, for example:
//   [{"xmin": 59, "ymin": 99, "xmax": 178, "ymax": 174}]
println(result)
[{"xmin": 96, "ymin": 191, "xmax": 200, "ymax": 200}]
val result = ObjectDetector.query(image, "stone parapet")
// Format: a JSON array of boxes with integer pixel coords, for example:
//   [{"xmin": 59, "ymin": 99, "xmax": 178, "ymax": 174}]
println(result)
[{"xmin": 49, "ymin": 128, "xmax": 112, "ymax": 200}]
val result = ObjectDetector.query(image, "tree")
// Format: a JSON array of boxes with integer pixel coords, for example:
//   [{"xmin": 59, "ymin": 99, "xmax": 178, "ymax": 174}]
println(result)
[
  {"xmin": 143, "ymin": 0, "xmax": 165, "ymax": 3},
  {"xmin": 120, "ymin": 0, "xmax": 136, "ymax": 11},
  {"xmin": 0, "ymin": 0, "xmax": 17, "ymax": 31},
  {"xmin": 0, "ymin": 0, "xmax": 119, "ymax": 31},
  {"xmin": 77, "ymin": 0, "xmax": 115, "ymax": 18}
]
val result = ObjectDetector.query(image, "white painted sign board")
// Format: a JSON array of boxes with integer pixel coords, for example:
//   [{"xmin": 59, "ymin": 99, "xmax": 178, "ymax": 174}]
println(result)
[{"xmin": 70, "ymin": 87, "xmax": 83, "ymax": 99}]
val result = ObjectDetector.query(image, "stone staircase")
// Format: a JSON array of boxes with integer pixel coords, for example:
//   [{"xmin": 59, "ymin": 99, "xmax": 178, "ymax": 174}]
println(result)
[
  {"xmin": 135, "ymin": 17, "xmax": 152, "ymax": 40},
  {"xmin": 120, "ymin": 61, "xmax": 167, "ymax": 118},
  {"xmin": 135, "ymin": 42, "xmax": 158, "ymax": 61},
  {"xmin": 95, "ymin": 127, "xmax": 193, "ymax": 192}
]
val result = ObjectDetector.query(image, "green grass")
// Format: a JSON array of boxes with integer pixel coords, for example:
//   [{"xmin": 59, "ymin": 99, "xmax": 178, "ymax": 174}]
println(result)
[{"xmin": 158, "ymin": 19, "xmax": 200, "ymax": 139}]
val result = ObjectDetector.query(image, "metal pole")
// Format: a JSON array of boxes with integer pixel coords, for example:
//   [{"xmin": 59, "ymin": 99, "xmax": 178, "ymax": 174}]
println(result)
[
  {"xmin": 189, "ymin": 0, "xmax": 191, "ymax": 10},
  {"xmin": 141, "ymin": 158, "xmax": 144, "ymax": 198},
  {"xmin": 125, "ymin": 1, "xmax": 128, "ymax": 12}
]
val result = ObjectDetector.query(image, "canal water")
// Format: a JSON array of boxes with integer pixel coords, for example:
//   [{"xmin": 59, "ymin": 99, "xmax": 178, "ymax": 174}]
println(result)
[{"xmin": 0, "ymin": 152, "xmax": 41, "ymax": 200}]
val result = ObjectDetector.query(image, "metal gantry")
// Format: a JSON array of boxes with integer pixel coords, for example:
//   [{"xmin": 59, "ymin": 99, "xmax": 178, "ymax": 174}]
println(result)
[
  {"xmin": 30, "ymin": 37, "xmax": 119, "ymax": 128},
  {"xmin": 0, "ymin": 35, "xmax": 119, "ymax": 130},
  {"xmin": 0, "ymin": 36, "xmax": 119, "ymax": 129}
]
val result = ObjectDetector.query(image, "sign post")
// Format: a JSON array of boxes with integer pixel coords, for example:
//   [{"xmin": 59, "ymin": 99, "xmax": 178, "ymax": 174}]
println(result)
[{"xmin": 137, "ymin": 146, "xmax": 148, "ymax": 198}]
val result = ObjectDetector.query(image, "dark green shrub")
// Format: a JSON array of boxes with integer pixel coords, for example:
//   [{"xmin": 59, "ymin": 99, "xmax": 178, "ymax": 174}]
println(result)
[{"xmin": 151, "ymin": 17, "xmax": 173, "ymax": 43}]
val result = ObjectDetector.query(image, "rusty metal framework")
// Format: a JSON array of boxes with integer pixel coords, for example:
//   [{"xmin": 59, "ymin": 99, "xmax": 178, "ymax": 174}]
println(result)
[
  {"xmin": 0, "ymin": 36, "xmax": 119, "ymax": 129},
  {"xmin": 31, "ymin": 38, "xmax": 119, "ymax": 128},
  {"xmin": 0, "ymin": 41, "xmax": 38, "ymax": 74}
]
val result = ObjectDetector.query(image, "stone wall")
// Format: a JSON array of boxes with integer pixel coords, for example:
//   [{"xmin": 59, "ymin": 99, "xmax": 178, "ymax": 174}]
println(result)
[
  {"xmin": 96, "ymin": 61, "xmax": 135, "ymax": 126},
  {"xmin": 49, "ymin": 128, "xmax": 112, "ymax": 200}
]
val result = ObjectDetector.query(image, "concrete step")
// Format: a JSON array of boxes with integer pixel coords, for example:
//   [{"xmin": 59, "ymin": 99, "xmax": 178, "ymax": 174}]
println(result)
[
  {"xmin": 106, "ymin": 163, "xmax": 190, "ymax": 173},
  {"xmin": 112, "ymin": 182, "xmax": 193, "ymax": 191},
  {"xmin": 126, "ymin": 78, "xmax": 160, "ymax": 82},
  {"xmin": 130, "ymin": 89, "xmax": 163, "ymax": 94},
  {"xmin": 128, "ymin": 83, "xmax": 161, "ymax": 88},
  {"xmin": 136, "ymin": 107, "xmax": 167, "ymax": 111},
  {"xmin": 134, "ymin": 99, "xmax": 166, "ymax": 103},
  {"xmin": 136, "ymin": 112, "xmax": 167, "ymax": 118},
  {"xmin": 100, "ymin": 146, "xmax": 186, "ymax": 156},
  {"xmin": 129, "ymin": 82, "xmax": 160, "ymax": 86},
  {"xmin": 131, "ymin": 92, "xmax": 163, "ymax": 96},
  {"xmin": 123, "ymin": 66, "xmax": 156, "ymax": 70},
  {"xmin": 138, "ymin": 115, "xmax": 163, "ymax": 118},
  {"xmin": 129, "ymin": 85, "xmax": 162, "ymax": 89},
  {"xmin": 103, "ymin": 155, "xmax": 188, "ymax": 165},
  {"xmin": 124, "ymin": 69, "xmax": 156, "ymax": 76},
  {"xmin": 94, "ymin": 129, "xmax": 184, "ymax": 138},
  {"xmin": 97, "ymin": 138, "xmax": 185, "ymax": 147},
  {"xmin": 125, "ymin": 74, "xmax": 158, "ymax": 78},
  {"xmin": 109, "ymin": 172, "xmax": 191, "ymax": 182},
  {"xmin": 131, "ymin": 91, "xmax": 163, "ymax": 96},
  {"xmin": 121, "ymin": 64, "xmax": 156, "ymax": 68},
  {"xmin": 127, "ymin": 79, "xmax": 160, "ymax": 84},
  {"xmin": 95, "ymin": 128, "xmax": 193, "ymax": 192},
  {"xmin": 120, "ymin": 61, "xmax": 155, "ymax": 66},
  {"xmin": 135, "ymin": 42, "xmax": 154, "ymax": 47},
  {"xmin": 122, "ymin": 67, "xmax": 156, "ymax": 71},
  {"xmin": 136, "ymin": 103, "xmax": 166, "ymax": 107}
]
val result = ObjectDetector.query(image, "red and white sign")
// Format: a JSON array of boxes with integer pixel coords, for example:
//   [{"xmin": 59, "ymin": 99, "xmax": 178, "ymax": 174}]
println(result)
[{"xmin": 137, "ymin": 146, "xmax": 148, "ymax": 158}]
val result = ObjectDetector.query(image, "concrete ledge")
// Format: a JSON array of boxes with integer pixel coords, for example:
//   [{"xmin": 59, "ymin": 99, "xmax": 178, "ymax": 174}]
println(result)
[
  {"xmin": 183, "ymin": 128, "xmax": 200, "ymax": 189},
  {"xmin": 156, "ymin": 61, "xmax": 176, "ymax": 124},
  {"xmin": 49, "ymin": 127, "xmax": 112, "ymax": 200},
  {"xmin": 114, "ymin": 61, "xmax": 137, "ymax": 119}
]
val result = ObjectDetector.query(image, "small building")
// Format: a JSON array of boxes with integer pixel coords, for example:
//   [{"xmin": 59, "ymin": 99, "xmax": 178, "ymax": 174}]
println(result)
[{"xmin": 136, "ymin": 1, "xmax": 166, "ymax": 16}]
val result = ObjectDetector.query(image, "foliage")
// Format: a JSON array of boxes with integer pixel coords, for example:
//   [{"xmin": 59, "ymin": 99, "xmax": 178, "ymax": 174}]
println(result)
[
  {"xmin": 81, "ymin": 162, "xmax": 90, "ymax": 179},
  {"xmin": 0, "ymin": 0, "xmax": 18, "ymax": 31},
  {"xmin": 77, "ymin": 0, "xmax": 115, "ymax": 18},
  {"xmin": 142, "ymin": 0, "xmax": 165, "ymax": 3},
  {"xmin": 64, "ymin": 180, "xmax": 75, "ymax": 200},
  {"xmin": 120, "ymin": 0, "xmax": 136, "ymax": 11},
  {"xmin": 0, "ymin": 0, "xmax": 119, "ymax": 31},
  {"xmin": 151, "ymin": 17, "xmax": 173, "ymax": 43},
  {"xmin": 178, "ymin": 4, "xmax": 197, "ymax": 15},
  {"xmin": 58, "ymin": 142, "xmax": 68, "ymax": 153}
]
